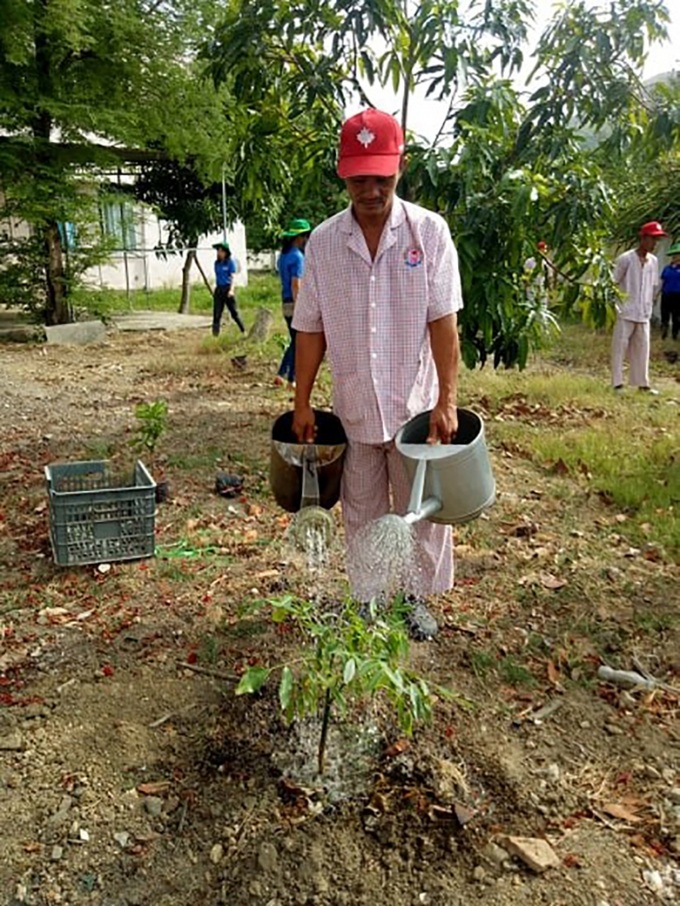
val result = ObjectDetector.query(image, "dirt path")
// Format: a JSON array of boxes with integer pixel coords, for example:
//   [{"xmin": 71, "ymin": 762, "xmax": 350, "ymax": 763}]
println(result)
[{"xmin": 0, "ymin": 331, "xmax": 678, "ymax": 906}]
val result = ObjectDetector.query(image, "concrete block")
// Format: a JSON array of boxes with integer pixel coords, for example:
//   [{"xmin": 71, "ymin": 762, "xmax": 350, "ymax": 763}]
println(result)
[{"xmin": 45, "ymin": 320, "xmax": 107, "ymax": 345}]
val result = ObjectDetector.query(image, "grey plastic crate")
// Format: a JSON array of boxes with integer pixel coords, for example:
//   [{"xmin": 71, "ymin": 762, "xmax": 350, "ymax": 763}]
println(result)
[{"xmin": 45, "ymin": 460, "xmax": 156, "ymax": 566}]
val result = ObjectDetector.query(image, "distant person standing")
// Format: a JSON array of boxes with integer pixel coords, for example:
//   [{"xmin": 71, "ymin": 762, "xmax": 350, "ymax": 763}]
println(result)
[
  {"xmin": 611, "ymin": 221, "xmax": 667, "ymax": 392},
  {"xmin": 523, "ymin": 240, "xmax": 554, "ymax": 307},
  {"xmin": 212, "ymin": 241, "xmax": 244, "ymax": 337},
  {"xmin": 274, "ymin": 218, "xmax": 311, "ymax": 390},
  {"xmin": 660, "ymin": 241, "xmax": 680, "ymax": 341}
]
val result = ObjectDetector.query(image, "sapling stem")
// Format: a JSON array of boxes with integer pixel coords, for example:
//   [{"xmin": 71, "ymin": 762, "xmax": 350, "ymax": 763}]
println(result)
[{"xmin": 318, "ymin": 687, "xmax": 333, "ymax": 776}]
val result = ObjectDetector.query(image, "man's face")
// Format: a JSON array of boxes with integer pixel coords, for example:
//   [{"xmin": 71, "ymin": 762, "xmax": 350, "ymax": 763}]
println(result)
[
  {"xmin": 640, "ymin": 234, "xmax": 659, "ymax": 253},
  {"xmin": 344, "ymin": 173, "xmax": 400, "ymax": 219}
]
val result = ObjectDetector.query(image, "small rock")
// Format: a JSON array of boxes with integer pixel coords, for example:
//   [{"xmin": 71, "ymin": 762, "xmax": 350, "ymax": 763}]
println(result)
[
  {"xmin": 50, "ymin": 845, "xmax": 64, "ymax": 862},
  {"xmin": 483, "ymin": 842, "xmax": 510, "ymax": 868},
  {"xmin": 432, "ymin": 759, "xmax": 468, "ymax": 802},
  {"xmin": 144, "ymin": 796, "xmax": 164, "ymax": 818},
  {"xmin": 472, "ymin": 865, "xmax": 487, "ymax": 882},
  {"xmin": 606, "ymin": 567, "xmax": 623, "ymax": 581},
  {"xmin": 257, "ymin": 841, "xmax": 279, "ymax": 874},
  {"xmin": 662, "ymin": 768, "xmax": 676, "ymax": 785},
  {"xmin": 580, "ymin": 720, "xmax": 591, "ymax": 730},
  {"xmin": 210, "ymin": 843, "xmax": 224, "ymax": 865},
  {"xmin": 643, "ymin": 869, "xmax": 664, "ymax": 893},
  {"xmin": 248, "ymin": 880, "xmax": 264, "ymax": 897},
  {"xmin": 418, "ymin": 894, "xmax": 430, "ymax": 905},
  {"xmin": 0, "ymin": 731, "xmax": 24, "ymax": 751},
  {"xmin": 669, "ymin": 836, "xmax": 680, "ymax": 855},
  {"xmin": 667, "ymin": 787, "xmax": 680, "ymax": 805},
  {"xmin": 503, "ymin": 836, "xmax": 560, "ymax": 873},
  {"xmin": 545, "ymin": 763, "xmax": 560, "ymax": 783},
  {"xmin": 79, "ymin": 828, "xmax": 90, "ymax": 842},
  {"xmin": 604, "ymin": 722, "xmax": 623, "ymax": 736},
  {"xmin": 113, "ymin": 831, "xmax": 130, "ymax": 848},
  {"xmin": 23, "ymin": 703, "xmax": 49, "ymax": 720}
]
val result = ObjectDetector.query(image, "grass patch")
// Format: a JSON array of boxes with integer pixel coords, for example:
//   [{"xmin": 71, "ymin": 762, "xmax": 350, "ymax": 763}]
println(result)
[{"xmin": 75, "ymin": 272, "xmax": 280, "ymax": 319}]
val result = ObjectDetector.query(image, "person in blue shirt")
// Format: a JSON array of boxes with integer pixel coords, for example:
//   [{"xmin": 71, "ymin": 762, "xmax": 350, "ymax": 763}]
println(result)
[
  {"xmin": 274, "ymin": 218, "xmax": 311, "ymax": 389},
  {"xmin": 660, "ymin": 242, "xmax": 680, "ymax": 341},
  {"xmin": 212, "ymin": 241, "xmax": 244, "ymax": 337}
]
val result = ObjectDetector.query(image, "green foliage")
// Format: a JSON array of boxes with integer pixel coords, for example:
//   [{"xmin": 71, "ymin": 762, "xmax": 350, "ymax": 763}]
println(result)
[
  {"xmin": 236, "ymin": 595, "xmax": 452, "ymax": 774},
  {"xmin": 131, "ymin": 400, "xmax": 169, "ymax": 456}
]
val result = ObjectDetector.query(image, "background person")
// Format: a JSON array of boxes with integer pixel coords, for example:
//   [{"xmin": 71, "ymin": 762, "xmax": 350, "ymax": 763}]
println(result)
[
  {"xmin": 212, "ymin": 241, "xmax": 244, "ymax": 337},
  {"xmin": 611, "ymin": 220, "xmax": 667, "ymax": 392},
  {"xmin": 660, "ymin": 241, "xmax": 680, "ymax": 342},
  {"xmin": 274, "ymin": 218, "xmax": 311, "ymax": 389},
  {"xmin": 291, "ymin": 109, "xmax": 463, "ymax": 640}
]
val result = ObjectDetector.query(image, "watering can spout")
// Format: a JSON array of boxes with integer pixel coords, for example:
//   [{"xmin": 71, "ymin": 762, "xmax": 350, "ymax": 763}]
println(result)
[{"xmin": 404, "ymin": 458, "xmax": 442, "ymax": 525}]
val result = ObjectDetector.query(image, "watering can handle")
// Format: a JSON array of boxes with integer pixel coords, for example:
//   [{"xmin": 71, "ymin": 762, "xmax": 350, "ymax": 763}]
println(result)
[{"xmin": 406, "ymin": 458, "xmax": 427, "ymax": 518}]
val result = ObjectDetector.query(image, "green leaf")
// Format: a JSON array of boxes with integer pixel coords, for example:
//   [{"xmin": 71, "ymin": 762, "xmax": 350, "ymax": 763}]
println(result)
[
  {"xmin": 279, "ymin": 666, "xmax": 294, "ymax": 710},
  {"xmin": 235, "ymin": 666, "xmax": 270, "ymax": 695},
  {"xmin": 343, "ymin": 658, "xmax": 356, "ymax": 685}
]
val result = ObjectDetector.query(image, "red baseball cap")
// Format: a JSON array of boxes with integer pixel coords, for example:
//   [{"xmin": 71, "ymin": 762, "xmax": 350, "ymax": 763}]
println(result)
[
  {"xmin": 337, "ymin": 109, "xmax": 405, "ymax": 179},
  {"xmin": 639, "ymin": 221, "xmax": 668, "ymax": 237}
]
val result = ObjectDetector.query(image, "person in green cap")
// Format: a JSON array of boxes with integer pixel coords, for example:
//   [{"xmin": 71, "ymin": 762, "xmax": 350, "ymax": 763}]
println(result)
[
  {"xmin": 212, "ymin": 241, "xmax": 244, "ymax": 337},
  {"xmin": 660, "ymin": 242, "xmax": 680, "ymax": 341},
  {"xmin": 274, "ymin": 218, "xmax": 311, "ymax": 389}
]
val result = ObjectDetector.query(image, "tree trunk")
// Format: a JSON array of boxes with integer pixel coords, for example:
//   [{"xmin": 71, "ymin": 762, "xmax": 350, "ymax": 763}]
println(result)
[
  {"xmin": 247, "ymin": 307, "xmax": 274, "ymax": 343},
  {"xmin": 43, "ymin": 221, "xmax": 71, "ymax": 325},
  {"xmin": 178, "ymin": 248, "xmax": 196, "ymax": 314},
  {"xmin": 33, "ymin": 0, "xmax": 72, "ymax": 324}
]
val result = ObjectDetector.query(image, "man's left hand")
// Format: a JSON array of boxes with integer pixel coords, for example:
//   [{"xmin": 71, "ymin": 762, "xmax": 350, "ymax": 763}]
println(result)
[{"xmin": 427, "ymin": 402, "xmax": 458, "ymax": 444}]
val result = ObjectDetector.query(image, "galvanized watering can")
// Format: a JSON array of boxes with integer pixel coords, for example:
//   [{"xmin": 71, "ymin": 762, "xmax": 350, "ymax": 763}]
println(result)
[
  {"xmin": 270, "ymin": 409, "xmax": 347, "ymax": 513},
  {"xmin": 395, "ymin": 408, "xmax": 496, "ymax": 525}
]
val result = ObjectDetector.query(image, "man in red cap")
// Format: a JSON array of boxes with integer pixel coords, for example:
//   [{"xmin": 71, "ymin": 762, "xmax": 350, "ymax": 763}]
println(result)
[
  {"xmin": 611, "ymin": 221, "xmax": 667, "ymax": 392},
  {"xmin": 291, "ymin": 109, "xmax": 463, "ymax": 639}
]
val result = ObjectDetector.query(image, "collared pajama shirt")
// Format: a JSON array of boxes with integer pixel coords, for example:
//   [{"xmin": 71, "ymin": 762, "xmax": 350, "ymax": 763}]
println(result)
[
  {"xmin": 613, "ymin": 249, "xmax": 660, "ymax": 321},
  {"xmin": 292, "ymin": 198, "xmax": 463, "ymax": 444}
]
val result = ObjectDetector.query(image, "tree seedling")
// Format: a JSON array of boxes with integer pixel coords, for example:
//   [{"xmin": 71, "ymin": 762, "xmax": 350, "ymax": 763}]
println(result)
[
  {"xmin": 131, "ymin": 400, "xmax": 169, "ymax": 456},
  {"xmin": 236, "ymin": 595, "xmax": 457, "ymax": 776}
]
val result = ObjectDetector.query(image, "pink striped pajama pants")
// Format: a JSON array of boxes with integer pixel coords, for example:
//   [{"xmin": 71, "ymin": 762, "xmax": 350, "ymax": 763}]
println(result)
[{"xmin": 341, "ymin": 440, "xmax": 453, "ymax": 602}]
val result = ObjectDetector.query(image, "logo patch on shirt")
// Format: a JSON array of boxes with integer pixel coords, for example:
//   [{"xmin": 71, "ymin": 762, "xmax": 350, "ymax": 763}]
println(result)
[
  {"xmin": 357, "ymin": 127, "xmax": 376, "ymax": 148},
  {"xmin": 404, "ymin": 247, "xmax": 424, "ymax": 268}
]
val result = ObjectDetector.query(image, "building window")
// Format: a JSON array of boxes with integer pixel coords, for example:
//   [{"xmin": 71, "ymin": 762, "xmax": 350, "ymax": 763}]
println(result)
[{"xmin": 100, "ymin": 197, "xmax": 137, "ymax": 250}]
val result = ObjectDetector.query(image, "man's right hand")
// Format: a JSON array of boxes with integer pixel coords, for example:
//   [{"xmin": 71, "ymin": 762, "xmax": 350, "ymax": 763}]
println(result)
[{"xmin": 292, "ymin": 404, "xmax": 316, "ymax": 443}]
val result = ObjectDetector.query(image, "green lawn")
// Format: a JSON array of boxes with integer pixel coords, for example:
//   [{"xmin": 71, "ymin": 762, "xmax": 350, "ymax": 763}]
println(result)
[{"xmin": 74, "ymin": 271, "xmax": 280, "ymax": 319}]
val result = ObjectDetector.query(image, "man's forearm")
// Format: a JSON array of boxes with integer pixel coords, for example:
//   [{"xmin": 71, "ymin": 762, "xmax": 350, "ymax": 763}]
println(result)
[
  {"xmin": 294, "ymin": 331, "xmax": 327, "ymax": 407},
  {"xmin": 428, "ymin": 314, "xmax": 459, "ymax": 405}
]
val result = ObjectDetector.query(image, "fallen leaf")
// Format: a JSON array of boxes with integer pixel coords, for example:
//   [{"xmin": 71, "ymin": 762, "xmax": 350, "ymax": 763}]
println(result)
[
  {"xmin": 602, "ymin": 802, "xmax": 642, "ymax": 823},
  {"xmin": 453, "ymin": 802, "xmax": 476, "ymax": 826},
  {"xmin": 384, "ymin": 739, "xmax": 410, "ymax": 758},
  {"xmin": 547, "ymin": 660, "xmax": 561, "ymax": 686},
  {"xmin": 540, "ymin": 573, "xmax": 568, "ymax": 590},
  {"xmin": 137, "ymin": 781, "xmax": 171, "ymax": 796},
  {"xmin": 550, "ymin": 458, "xmax": 569, "ymax": 476}
]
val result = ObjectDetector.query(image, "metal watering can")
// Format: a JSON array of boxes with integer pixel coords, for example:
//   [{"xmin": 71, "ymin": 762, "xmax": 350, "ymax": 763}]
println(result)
[
  {"xmin": 269, "ymin": 409, "xmax": 347, "ymax": 513},
  {"xmin": 395, "ymin": 408, "xmax": 496, "ymax": 525}
]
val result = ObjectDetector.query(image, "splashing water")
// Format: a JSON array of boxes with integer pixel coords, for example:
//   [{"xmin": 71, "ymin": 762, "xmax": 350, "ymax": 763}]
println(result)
[
  {"xmin": 288, "ymin": 506, "xmax": 335, "ymax": 570},
  {"xmin": 351, "ymin": 514, "xmax": 416, "ymax": 602}
]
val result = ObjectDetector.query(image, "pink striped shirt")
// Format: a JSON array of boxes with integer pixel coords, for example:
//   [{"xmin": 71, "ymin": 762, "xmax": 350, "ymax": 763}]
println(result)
[{"xmin": 293, "ymin": 198, "xmax": 463, "ymax": 443}]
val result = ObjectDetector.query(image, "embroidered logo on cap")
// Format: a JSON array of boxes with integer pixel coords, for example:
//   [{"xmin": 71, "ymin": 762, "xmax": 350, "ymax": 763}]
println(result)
[
  {"xmin": 404, "ymin": 248, "xmax": 424, "ymax": 268},
  {"xmin": 357, "ymin": 127, "xmax": 376, "ymax": 148}
]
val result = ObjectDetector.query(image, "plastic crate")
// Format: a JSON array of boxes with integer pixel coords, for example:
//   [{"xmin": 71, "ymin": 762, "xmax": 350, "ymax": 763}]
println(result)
[{"xmin": 45, "ymin": 460, "xmax": 156, "ymax": 566}]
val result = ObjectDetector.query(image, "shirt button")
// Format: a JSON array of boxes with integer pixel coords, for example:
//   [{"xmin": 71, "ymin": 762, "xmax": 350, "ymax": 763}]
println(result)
[
  {"xmin": 371, "ymin": 302, "xmax": 376, "ymax": 309},
  {"xmin": 371, "ymin": 352, "xmax": 377, "ymax": 359},
  {"xmin": 371, "ymin": 327, "xmax": 377, "ymax": 333},
  {"xmin": 370, "ymin": 275, "xmax": 376, "ymax": 282}
]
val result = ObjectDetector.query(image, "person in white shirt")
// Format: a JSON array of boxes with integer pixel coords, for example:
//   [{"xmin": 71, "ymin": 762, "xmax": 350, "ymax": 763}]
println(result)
[{"xmin": 611, "ymin": 221, "xmax": 667, "ymax": 392}]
